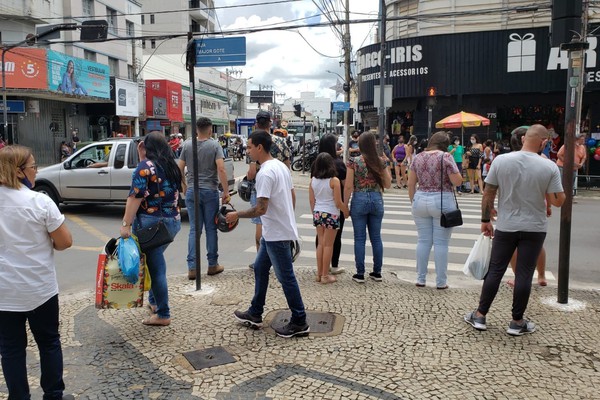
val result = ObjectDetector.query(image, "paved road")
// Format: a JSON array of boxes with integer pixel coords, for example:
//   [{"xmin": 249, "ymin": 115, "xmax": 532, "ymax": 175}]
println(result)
[{"xmin": 55, "ymin": 170, "xmax": 600, "ymax": 295}]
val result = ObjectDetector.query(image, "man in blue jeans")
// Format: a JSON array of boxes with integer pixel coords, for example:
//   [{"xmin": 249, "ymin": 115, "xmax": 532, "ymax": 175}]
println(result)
[
  {"xmin": 226, "ymin": 130, "xmax": 309, "ymax": 338},
  {"xmin": 178, "ymin": 117, "xmax": 230, "ymax": 279},
  {"xmin": 464, "ymin": 124, "xmax": 565, "ymax": 336}
]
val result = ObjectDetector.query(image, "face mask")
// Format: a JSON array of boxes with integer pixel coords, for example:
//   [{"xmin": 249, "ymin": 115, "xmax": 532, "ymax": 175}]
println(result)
[
  {"xmin": 455, "ymin": 141, "xmax": 460, "ymax": 145},
  {"xmin": 20, "ymin": 176, "xmax": 33, "ymax": 189},
  {"xmin": 470, "ymin": 139, "xmax": 476, "ymax": 144}
]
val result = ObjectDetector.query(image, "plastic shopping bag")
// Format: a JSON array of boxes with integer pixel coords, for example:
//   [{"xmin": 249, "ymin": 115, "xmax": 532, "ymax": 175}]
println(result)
[
  {"xmin": 463, "ymin": 234, "xmax": 492, "ymax": 280},
  {"xmin": 118, "ymin": 237, "xmax": 141, "ymax": 284}
]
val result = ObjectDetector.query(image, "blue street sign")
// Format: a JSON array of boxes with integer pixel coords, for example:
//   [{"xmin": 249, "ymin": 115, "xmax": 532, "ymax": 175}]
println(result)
[
  {"xmin": 332, "ymin": 101, "xmax": 350, "ymax": 112},
  {"xmin": 0, "ymin": 100, "xmax": 25, "ymax": 113},
  {"xmin": 195, "ymin": 37, "xmax": 246, "ymax": 67}
]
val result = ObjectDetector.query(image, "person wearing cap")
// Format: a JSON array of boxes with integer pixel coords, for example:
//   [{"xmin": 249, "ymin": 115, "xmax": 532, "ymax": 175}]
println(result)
[{"xmin": 178, "ymin": 117, "xmax": 230, "ymax": 279}]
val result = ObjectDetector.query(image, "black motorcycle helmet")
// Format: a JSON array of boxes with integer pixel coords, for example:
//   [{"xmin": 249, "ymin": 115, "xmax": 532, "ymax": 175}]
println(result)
[
  {"xmin": 215, "ymin": 203, "xmax": 239, "ymax": 233},
  {"xmin": 237, "ymin": 177, "xmax": 253, "ymax": 202}
]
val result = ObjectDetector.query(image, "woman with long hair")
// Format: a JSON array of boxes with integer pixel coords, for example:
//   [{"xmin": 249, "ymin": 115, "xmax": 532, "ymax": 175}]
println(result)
[
  {"xmin": 60, "ymin": 60, "xmax": 88, "ymax": 95},
  {"xmin": 465, "ymin": 133, "xmax": 484, "ymax": 193},
  {"xmin": 343, "ymin": 131, "xmax": 392, "ymax": 283},
  {"xmin": 317, "ymin": 133, "xmax": 348, "ymax": 275},
  {"xmin": 0, "ymin": 145, "xmax": 74, "ymax": 399},
  {"xmin": 120, "ymin": 131, "xmax": 182, "ymax": 326},
  {"xmin": 310, "ymin": 153, "xmax": 349, "ymax": 284},
  {"xmin": 408, "ymin": 132, "xmax": 463, "ymax": 289}
]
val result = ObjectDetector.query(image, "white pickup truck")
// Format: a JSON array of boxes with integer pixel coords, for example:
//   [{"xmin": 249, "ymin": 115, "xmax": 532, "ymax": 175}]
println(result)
[{"xmin": 34, "ymin": 137, "xmax": 235, "ymax": 206}]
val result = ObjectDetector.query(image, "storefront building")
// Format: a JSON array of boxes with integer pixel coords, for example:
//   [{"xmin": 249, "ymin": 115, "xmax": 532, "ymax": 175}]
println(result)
[
  {"xmin": 144, "ymin": 79, "xmax": 183, "ymax": 136},
  {"xmin": 2, "ymin": 47, "xmax": 112, "ymax": 165},
  {"xmin": 357, "ymin": 25, "xmax": 600, "ymax": 173},
  {"xmin": 181, "ymin": 86, "xmax": 228, "ymax": 138}
]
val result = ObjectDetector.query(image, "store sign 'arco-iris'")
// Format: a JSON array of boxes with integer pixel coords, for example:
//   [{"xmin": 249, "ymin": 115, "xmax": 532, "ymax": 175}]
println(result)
[{"xmin": 357, "ymin": 26, "xmax": 600, "ymax": 103}]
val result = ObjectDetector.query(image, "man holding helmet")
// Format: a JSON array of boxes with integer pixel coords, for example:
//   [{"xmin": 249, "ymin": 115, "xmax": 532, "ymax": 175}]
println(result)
[{"xmin": 226, "ymin": 130, "xmax": 309, "ymax": 338}]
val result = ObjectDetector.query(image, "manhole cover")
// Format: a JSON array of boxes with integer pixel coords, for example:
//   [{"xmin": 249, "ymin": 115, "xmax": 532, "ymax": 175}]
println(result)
[
  {"xmin": 269, "ymin": 310, "xmax": 342, "ymax": 335},
  {"xmin": 182, "ymin": 346, "xmax": 236, "ymax": 370}
]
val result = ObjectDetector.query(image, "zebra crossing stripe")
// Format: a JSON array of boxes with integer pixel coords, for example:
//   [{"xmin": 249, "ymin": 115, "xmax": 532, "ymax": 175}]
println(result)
[
  {"xmin": 241, "ymin": 245, "xmax": 554, "ymax": 280},
  {"xmin": 295, "ymin": 223, "xmax": 481, "ymax": 241},
  {"xmin": 298, "ymin": 214, "xmax": 482, "ymax": 230}
]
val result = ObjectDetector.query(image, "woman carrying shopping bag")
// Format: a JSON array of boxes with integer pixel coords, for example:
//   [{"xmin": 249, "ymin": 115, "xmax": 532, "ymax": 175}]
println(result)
[
  {"xmin": 408, "ymin": 132, "xmax": 464, "ymax": 289},
  {"xmin": 120, "ymin": 131, "xmax": 182, "ymax": 326}
]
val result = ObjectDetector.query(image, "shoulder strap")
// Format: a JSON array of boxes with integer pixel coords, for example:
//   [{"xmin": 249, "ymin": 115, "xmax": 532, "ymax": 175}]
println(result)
[{"xmin": 440, "ymin": 152, "xmax": 460, "ymax": 209}]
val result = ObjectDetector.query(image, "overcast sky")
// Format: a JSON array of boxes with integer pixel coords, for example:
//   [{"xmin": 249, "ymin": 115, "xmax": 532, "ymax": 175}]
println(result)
[{"xmin": 216, "ymin": 0, "xmax": 379, "ymax": 102}]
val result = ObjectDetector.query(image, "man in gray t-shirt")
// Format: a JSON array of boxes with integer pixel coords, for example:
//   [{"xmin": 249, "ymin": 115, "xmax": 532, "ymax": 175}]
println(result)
[
  {"xmin": 464, "ymin": 124, "xmax": 565, "ymax": 337},
  {"xmin": 178, "ymin": 117, "xmax": 230, "ymax": 279}
]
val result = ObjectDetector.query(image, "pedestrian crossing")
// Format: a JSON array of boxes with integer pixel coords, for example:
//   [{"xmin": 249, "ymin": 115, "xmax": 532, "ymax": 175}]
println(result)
[{"xmin": 243, "ymin": 192, "xmax": 555, "ymax": 281}]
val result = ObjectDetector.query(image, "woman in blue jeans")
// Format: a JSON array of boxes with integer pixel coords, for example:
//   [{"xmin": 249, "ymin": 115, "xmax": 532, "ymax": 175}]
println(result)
[
  {"xmin": 120, "ymin": 131, "xmax": 182, "ymax": 326},
  {"xmin": 343, "ymin": 132, "xmax": 392, "ymax": 283},
  {"xmin": 408, "ymin": 132, "xmax": 463, "ymax": 289}
]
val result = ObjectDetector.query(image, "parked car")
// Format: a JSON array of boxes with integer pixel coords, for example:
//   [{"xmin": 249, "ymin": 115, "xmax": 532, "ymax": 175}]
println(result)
[{"xmin": 34, "ymin": 137, "xmax": 235, "ymax": 206}]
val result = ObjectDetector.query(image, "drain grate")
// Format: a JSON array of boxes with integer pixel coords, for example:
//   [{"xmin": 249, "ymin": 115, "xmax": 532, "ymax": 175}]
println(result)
[
  {"xmin": 182, "ymin": 346, "xmax": 236, "ymax": 370},
  {"xmin": 270, "ymin": 310, "xmax": 339, "ymax": 334}
]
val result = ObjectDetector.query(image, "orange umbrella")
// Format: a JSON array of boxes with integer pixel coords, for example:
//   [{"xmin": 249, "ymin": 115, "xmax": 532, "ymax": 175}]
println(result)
[{"xmin": 436, "ymin": 111, "xmax": 490, "ymax": 143}]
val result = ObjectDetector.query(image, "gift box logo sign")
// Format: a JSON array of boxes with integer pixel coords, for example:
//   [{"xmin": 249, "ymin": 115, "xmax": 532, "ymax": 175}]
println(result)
[{"xmin": 507, "ymin": 33, "xmax": 536, "ymax": 73}]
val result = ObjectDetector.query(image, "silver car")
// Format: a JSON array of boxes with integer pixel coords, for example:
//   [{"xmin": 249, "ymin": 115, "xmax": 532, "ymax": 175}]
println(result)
[{"xmin": 35, "ymin": 138, "xmax": 234, "ymax": 206}]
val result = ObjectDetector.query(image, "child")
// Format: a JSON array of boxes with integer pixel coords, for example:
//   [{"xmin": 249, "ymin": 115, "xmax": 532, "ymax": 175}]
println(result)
[{"xmin": 309, "ymin": 153, "xmax": 349, "ymax": 284}]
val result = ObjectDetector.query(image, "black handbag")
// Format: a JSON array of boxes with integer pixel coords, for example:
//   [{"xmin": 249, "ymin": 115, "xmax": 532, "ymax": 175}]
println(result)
[
  {"xmin": 134, "ymin": 177, "xmax": 175, "ymax": 252},
  {"xmin": 440, "ymin": 153, "xmax": 463, "ymax": 228}
]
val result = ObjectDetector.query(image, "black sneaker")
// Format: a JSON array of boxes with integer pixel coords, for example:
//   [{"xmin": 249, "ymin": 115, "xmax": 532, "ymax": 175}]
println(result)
[
  {"xmin": 352, "ymin": 274, "xmax": 365, "ymax": 283},
  {"xmin": 507, "ymin": 319, "xmax": 536, "ymax": 336},
  {"xmin": 234, "ymin": 310, "xmax": 263, "ymax": 329},
  {"xmin": 275, "ymin": 321, "xmax": 310, "ymax": 338},
  {"xmin": 369, "ymin": 272, "xmax": 382, "ymax": 282},
  {"xmin": 464, "ymin": 310, "xmax": 487, "ymax": 331}
]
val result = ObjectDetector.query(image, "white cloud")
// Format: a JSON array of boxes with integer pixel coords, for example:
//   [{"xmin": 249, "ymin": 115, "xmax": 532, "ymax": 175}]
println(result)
[{"xmin": 217, "ymin": 0, "xmax": 379, "ymax": 101}]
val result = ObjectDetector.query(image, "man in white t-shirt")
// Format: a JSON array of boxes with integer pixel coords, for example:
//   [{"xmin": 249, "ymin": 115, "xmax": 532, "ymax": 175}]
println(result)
[
  {"xmin": 464, "ymin": 124, "xmax": 565, "ymax": 336},
  {"xmin": 226, "ymin": 130, "xmax": 309, "ymax": 338}
]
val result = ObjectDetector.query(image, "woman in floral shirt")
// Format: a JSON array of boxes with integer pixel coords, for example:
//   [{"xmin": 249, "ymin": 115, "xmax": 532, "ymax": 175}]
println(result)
[
  {"xmin": 120, "ymin": 131, "xmax": 182, "ymax": 326},
  {"xmin": 343, "ymin": 132, "xmax": 392, "ymax": 283}
]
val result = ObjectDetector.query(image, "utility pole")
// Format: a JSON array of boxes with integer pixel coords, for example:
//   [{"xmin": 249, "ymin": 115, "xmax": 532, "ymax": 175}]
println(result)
[
  {"xmin": 132, "ymin": 36, "xmax": 140, "ymax": 137},
  {"xmin": 377, "ymin": 0, "xmax": 387, "ymax": 152},
  {"xmin": 556, "ymin": 0, "xmax": 587, "ymax": 304},
  {"xmin": 343, "ymin": 0, "xmax": 351, "ymax": 162}
]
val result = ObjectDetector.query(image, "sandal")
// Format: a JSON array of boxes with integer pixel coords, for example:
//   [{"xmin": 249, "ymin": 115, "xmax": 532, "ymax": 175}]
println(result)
[
  {"xmin": 142, "ymin": 314, "xmax": 171, "ymax": 326},
  {"xmin": 506, "ymin": 279, "xmax": 515, "ymax": 288},
  {"xmin": 147, "ymin": 304, "xmax": 157, "ymax": 314},
  {"xmin": 538, "ymin": 279, "xmax": 547, "ymax": 287},
  {"xmin": 436, "ymin": 285, "xmax": 449, "ymax": 290},
  {"xmin": 415, "ymin": 283, "xmax": 425, "ymax": 288},
  {"xmin": 314, "ymin": 275, "xmax": 321, "ymax": 282}
]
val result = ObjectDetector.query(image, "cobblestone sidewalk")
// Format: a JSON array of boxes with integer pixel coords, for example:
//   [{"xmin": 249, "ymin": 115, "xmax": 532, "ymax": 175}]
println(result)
[{"xmin": 1, "ymin": 268, "xmax": 599, "ymax": 399}]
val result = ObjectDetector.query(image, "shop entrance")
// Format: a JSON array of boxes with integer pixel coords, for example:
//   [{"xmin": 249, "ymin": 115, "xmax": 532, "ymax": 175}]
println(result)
[{"xmin": 0, "ymin": 115, "xmax": 18, "ymax": 144}]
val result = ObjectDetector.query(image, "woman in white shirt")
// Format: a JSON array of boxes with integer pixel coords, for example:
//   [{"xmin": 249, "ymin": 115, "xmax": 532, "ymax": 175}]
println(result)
[{"xmin": 0, "ymin": 145, "xmax": 73, "ymax": 400}]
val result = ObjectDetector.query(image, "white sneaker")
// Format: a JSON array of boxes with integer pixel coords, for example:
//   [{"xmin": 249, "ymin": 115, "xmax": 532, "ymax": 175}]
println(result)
[{"xmin": 330, "ymin": 267, "xmax": 345, "ymax": 275}]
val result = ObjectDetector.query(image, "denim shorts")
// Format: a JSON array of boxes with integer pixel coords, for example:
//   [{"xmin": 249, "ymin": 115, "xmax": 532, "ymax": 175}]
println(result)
[{"xmin": 312, "ymin": 211, "xmax": 340, "ymax": 229}]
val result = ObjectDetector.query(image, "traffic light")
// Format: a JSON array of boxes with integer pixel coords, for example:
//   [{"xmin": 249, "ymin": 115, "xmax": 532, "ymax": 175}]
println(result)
[
  {"xmin": 427, "ymin": 87, "xmax": 436, "ymax": 97},
  {"xmin": 293, "ymin": 104, "xmax": 302, "ymax": 117}
]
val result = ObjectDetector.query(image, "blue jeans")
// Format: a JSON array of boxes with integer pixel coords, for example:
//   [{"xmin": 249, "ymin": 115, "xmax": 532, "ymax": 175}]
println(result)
[
  {"xmin": 350, "ymin": 191, "xmax": 385, "ymax": 275},
  {"xmin": 412, "ymin": 191, "xmax": 456, "ymax": 287},
  {"xmin": 134, "ymin": 214, "xmax": 181, "ymax": 319},
  {"xmin": 249, "ymin": 238, "xmax": 306, "ymax": 325},
  {"xmin": 186, "ymin": 187, "xmax": 220, "ymax": 269},
  {"xmin": 0, "ymin": 294, "xmax": 65, "ymax": 400}
]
